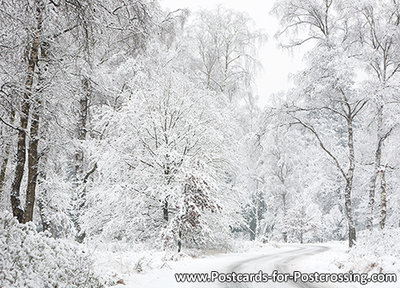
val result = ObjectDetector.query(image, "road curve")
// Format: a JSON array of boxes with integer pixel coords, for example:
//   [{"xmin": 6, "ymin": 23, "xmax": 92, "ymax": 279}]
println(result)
[{"xmin": 221, "ymin": 245, "xmax": 342, "ymax": 288}]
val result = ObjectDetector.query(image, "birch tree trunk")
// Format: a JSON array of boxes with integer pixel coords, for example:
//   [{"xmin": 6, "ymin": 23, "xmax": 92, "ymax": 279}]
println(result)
[
  {"xmin": 11, "ymin": 0, "xmax": 43, "ymax": 223},
  {"xmin": 367, "ymin": 104, "xmax": 383, "ymax": 230},
  {"xmin": 345, "ymin": 117, "xmax": 356, "ymax": 247},
  {"xmin": 292, "ymin": 99, "xmax": 365, "ymax": 247},
  {"xmin": 379, "ymin": 166, "xmax": 387, "ymax": 229}
]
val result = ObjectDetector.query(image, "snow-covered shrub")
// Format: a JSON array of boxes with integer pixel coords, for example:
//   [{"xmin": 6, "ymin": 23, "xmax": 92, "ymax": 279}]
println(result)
[
  {"xmin": 344, "ymin": 228, "xmax": 400, "ymax": 274},
  {"xmin": 0, "ymin": 212, "xmax": 104, "ymax": 288},
  {"xmin": 161, "ymin": 169, "xmax": 229, "ymax": 251}
]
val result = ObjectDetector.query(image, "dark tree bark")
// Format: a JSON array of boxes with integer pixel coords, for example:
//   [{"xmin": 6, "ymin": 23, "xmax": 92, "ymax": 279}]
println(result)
[
  {"xmin": 11, "ymin": 0, "xmax": 43, "ymax": 223},
  {"xmin": 163, "ymin": 158, "xmax": 171, "ymax": 222},
  {"xmin": 177, "ymin": 230, "xmax": 182, "ymax": 253},
  {"xmin": 282, "ymin": 231, "xmax": 288, "ymax": 243},
  {"xmin": 23, "ymin": 31, "xmax": 49, "ymax": 224},
  {"xmin": 23, "ymin": 101, "xmax": 40, "ymax": 223},
  {"xmin": 163, "ymin": 199, "xmax": 169, "ymax": 221},
  {"xmin": 249, "ymin": 215, "xmax": 256, "ymax": 241}
]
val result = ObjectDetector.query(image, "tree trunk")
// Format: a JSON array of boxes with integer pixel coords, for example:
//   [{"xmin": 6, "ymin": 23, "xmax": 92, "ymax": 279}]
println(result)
[
  {"xmin": 11, "ymin": 125, "xmax": 28, "ymax": 223},
  {"xmin": 367, "ymin": 174, "xmax": 378, "ymax": 230},
  {"xmin": 163, "ymin": 160, "xmax": 171, "ymax": 222},
  {"xmin": 31, "ymin": 40, "xmax": 52, "ymax": 229},
  {"xmin": 345, "ymin": 118, "xmax": 356, "ymax": 247},
  {"xmin": 255, "ymin": 179, "xmax": 260, "ymax": 239},
  {"xmin": 74, "ymin": 77, "xmax": 89, "ymax": 181},
  {"xmin": 163, "ymin": 199, "xmax": 169, "ymax": 221},
  {"xmin": 78, "ymin": 79, "xmax": 89, "ymax": 142},
  {"xmin": 71, "ymin": 4, "xmax": 92, "ymax": 239},
  {"xmin": 37, "ymin": 181, "xmax": 51, "ymax": 232},
  {"xmin": 295, "ymin": 113, "xmax": 359, "ymax": 248},
  {"xmin": 249, "ymin": 214, "xmax": 256, "ymax": 241},
  {"xmin": 23, "ymin": 35, "xmax": 49, "ymax": 224},
  {"xmin": 367, "ymin": 104, "xmax": 383, "ymax": 230},
  {"xmin": 37, "ymin": 170, "xmax": 52, "ymax": 235},
  {"xmin": 11, "ymin": 0, "xmax": 42, "ymax": 223},
  {"xmin": 282, "ymin": 231, "xmax": 288, "ymax": 243},
  {"xmin": 23, "ymin": 102, "xmax": 40, "ymax": 223},
  {"xmin": 282, "ymin": 191, "xmax": 288, "ymax": 243},
  {"xmin": 379, "ymin": 167, "xmax": 387, "ymax": 229},
  {"xmin": 345, "ymin": 179, "xmax": 356, "ymax": 247},
  {"xmin": 177, "ymin": 230, "xmax": 182, "ymax": 253},
  {"xmin": 72, "ymin": 77, "xmax": 90, "ymax": 242}
]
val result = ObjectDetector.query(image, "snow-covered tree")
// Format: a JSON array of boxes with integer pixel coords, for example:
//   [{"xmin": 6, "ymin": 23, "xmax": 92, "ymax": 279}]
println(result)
[
  {"xmin": 78, "ymin": 42, "xmax": 242, "ymax": 249},
  {"xmin": 190, "ymin": 6, "xmax": 266, "ymax": 104}
]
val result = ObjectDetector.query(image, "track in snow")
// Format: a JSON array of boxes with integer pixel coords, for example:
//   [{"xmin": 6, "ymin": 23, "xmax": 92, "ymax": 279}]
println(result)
[{"xmin": 222, "ymin": 245, "xmax": 348, "ymax": 288}]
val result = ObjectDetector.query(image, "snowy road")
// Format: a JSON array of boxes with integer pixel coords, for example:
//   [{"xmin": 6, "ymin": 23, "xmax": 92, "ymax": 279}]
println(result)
[
  {"xmin": 124, "ymin": 244, "xmax": 359, "ymax": 288},
  {"xmin": 222, "ymin": 245, "xmax": 342, "ymax": 288}
]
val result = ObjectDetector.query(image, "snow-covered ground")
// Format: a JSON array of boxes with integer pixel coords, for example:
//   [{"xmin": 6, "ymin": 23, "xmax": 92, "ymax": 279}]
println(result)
[
  {"xmin": 93, "ymin": 241, "xmax": 295, "ymax": 287},
  {"xmin": 92, "ymin": 241, "xmax": 399, "ymax": 288},
  {"xmin": 293, "ymin": 241, "xmax": 399, "ymax": 288}
]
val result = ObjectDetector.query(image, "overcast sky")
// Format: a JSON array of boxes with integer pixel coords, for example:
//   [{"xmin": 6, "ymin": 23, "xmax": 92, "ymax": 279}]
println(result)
[{"xmin": 159, "ymin": 0, "xmax": 307, "ymax": 106}]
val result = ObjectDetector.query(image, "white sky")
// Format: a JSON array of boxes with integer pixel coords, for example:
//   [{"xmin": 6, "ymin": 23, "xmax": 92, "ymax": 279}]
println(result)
[{"xmin": 159, "ymin": 0, "xmax": 307, "ymax": 107}]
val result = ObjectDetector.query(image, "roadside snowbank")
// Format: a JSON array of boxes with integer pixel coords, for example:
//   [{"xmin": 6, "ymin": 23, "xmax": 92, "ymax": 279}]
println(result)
[
  {"xmin": 289, "ymin": 240, "xmax": 399, "ymax": 288},
  {"xmin": 344, "ymin": 229, "xmax": 400, "ymax": 275},
  {"xmin": 91, "ymin": 240, "xmax": 293, "ymax": 287}
]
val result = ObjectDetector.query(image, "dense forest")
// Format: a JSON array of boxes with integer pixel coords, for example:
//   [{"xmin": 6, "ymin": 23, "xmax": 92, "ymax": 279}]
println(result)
[{"xmin": 1, "ymin": 0, "xmax": 400, "ymax": 287}]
